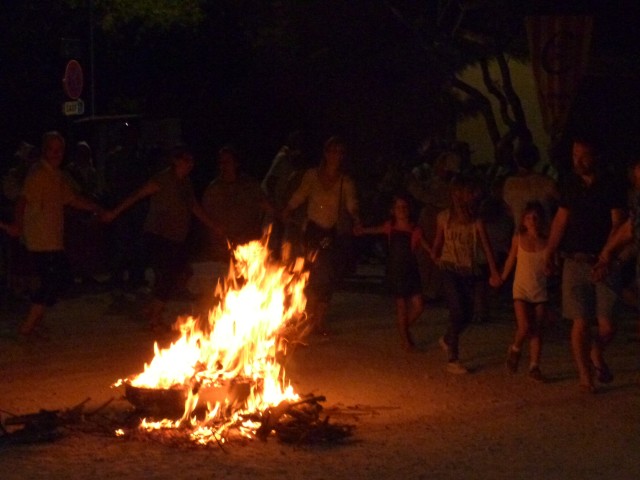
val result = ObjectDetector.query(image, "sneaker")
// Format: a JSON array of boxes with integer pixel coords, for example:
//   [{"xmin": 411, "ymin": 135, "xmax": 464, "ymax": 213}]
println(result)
[
  {"xmin": 446, "ymin": 361, "xmax": 469, "ymax": 375},
  {"xmin": 528, "ymin": 366, "xmax": 544, "ymax": 382},
  {"xmin": 594, "ymin": 362, "xmax": 614, "ymax": 384},
  {"xmin": 506, "ymin": 346, "xmax": 521, "ymax": 374}
]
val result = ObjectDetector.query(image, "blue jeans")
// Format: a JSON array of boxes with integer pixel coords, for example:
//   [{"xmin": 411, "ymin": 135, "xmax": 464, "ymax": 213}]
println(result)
[
  {"xmin": 441, "ymin": 269, "xmax": 481, "ymax": 361},
  {"xmin": 31, "ymin": 251, "xmax": 68, "ymax": 306}
]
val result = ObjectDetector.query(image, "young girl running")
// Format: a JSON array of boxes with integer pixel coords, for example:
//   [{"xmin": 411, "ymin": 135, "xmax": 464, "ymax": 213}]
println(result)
[
  {"xmin": 430, "ymin": 176, "xmax": 502, "ymax": 374},
  {"xmin": 355, "ymin": 193, "xmax": 425, "ymax": 351},
  {"xmin": 499, "ymin": 201, "xmax": 549, "ymax": 381}
]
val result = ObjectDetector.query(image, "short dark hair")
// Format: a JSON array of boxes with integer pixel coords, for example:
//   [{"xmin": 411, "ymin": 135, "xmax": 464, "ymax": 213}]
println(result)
[
  {"xmin": 42, "ymin": 130, "xmax": 65, "ymax": 150},
  {"xmin": 572, "ymin": 135, "xmax": 601, "ymax": 157}
]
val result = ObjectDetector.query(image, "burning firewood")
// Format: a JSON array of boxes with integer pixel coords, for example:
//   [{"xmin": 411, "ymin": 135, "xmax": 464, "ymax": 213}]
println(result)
[
  {"xmin": 113, "ymin": 241, "xmax": 356, "ymax": 447},
  {"xmin": 255, "ymin": 394, "xmax": 355, "ymax": 444}
]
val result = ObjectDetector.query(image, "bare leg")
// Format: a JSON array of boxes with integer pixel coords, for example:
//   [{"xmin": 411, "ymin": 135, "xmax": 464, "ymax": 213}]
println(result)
[
  {"xmin": 396, "ymin": 298, "xmax": 414, "ymax": 350},
  {"xmin": 511, "ymin": 300, "xmax": 529, "ymax": 351},
  {"xmin": 19, "ymin": 303, "xmax": 46, "ymax": 336},
  {"xmin": 529, "ymin": 303, "xmax": 546, "ymax": 368},
  {"xmin": 590, "ymin": 316, "xmax": 614, "ymax": 367},
  {"xmin": 313, "ymin": 300, "xmax": 330, "ymax": 335},
  {"xmin": 590, "ymin": 316, "xmax": 615, "ymax": 383},
  {"xmin": 571, "ymin": 317, "xmax": 594, "ymax": 389},
  {"xmin": 407, "ymin": 294, "xmax": 424, "ymax": 326}
]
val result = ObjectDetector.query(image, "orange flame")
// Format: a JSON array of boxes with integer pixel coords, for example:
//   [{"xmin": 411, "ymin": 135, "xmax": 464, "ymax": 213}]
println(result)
[{"xmin": 121, "ymin": 240, "xmax": 309, "ymax": 443}]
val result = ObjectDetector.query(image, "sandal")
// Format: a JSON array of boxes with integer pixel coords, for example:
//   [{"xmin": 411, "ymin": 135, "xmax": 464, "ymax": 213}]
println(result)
[
  {"xmin": 528, "ymin": 366, "xmax": 544, "ymax": 382},
  {"xmin": 506, "ymin": 346, "xmax": 521, "ymax": 374},
  {"xmin": 579, "ymin": 383, "xmax": 598, "ymax": 394},
  {"xmin": 593, "ymin": 362, "xmax": 614, "ymax": 384}
]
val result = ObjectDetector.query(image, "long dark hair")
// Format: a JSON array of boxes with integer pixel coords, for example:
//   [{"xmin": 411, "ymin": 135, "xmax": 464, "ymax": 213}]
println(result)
[
  {"xmin": 518, "ymin": 201, "xmax": 548, "ymax": 237},
  {"xmin": 389, "ymin": 191, "xmax": 418, "ymax": 226}
]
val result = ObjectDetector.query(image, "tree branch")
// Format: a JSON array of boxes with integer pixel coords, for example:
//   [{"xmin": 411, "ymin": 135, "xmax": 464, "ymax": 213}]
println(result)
[
  {"xmin": 479, "ymin": 57, "xmax": 514, "ymax": 128},
  {"xmin": 495, "ymin": 52, "xmax": 529, "ymax": 136},
  {"xmin": 450, "ymin": 76, "xmax": 502, "ymax": 148}
]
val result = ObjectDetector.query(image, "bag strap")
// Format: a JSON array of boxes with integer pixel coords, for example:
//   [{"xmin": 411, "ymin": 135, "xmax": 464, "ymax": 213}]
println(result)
[{"xmin": 338, "ymin": 176, "xmax": 344, "ymax": 217}]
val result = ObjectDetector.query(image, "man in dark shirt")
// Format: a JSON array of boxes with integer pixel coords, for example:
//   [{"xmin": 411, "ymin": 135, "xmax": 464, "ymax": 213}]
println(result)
[{"xmin": 544, "ymin": 137, "xmax": 627, "ymax": 393}]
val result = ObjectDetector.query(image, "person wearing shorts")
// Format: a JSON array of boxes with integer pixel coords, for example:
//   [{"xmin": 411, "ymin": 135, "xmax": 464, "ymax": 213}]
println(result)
[{"xmin": 544, "ymin": 137, "xmax": 626, "ymax": 393}]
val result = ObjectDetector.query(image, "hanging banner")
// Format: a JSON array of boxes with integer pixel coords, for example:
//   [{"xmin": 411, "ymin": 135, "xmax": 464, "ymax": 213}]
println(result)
[{"xmin": 525, "ymin": 15, "xmax": 593, "ymax": 140}]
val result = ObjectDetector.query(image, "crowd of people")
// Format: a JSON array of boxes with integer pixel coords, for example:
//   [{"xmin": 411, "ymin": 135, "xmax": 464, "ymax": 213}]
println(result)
[{"xmin": 0, "ymin": 128, "xmax": 638, "ymax": 395}]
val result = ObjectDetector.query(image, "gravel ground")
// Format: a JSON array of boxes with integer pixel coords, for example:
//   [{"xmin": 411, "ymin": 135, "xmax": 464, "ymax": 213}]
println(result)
[{"xmin": 1, "ymin": 264, "xmax": 639, "ymax": 480}]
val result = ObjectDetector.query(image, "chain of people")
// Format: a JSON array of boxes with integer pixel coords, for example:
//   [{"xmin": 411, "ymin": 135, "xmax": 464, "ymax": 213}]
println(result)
[{"xmin": 1, "ymin": 127, "xmax": 638, "ymax": 394}]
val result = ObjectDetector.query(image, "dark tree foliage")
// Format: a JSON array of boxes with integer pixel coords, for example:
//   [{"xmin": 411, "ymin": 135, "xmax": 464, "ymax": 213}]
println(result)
[{"xmin": 1, "ymin": 1, "xmax": 637, "ymax": 175}]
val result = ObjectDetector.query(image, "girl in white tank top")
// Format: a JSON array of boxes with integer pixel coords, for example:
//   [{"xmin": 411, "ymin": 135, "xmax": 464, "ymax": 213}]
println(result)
[{"xmin": 498, "ymin": 201, "xmax": 549, "ymax": 381}]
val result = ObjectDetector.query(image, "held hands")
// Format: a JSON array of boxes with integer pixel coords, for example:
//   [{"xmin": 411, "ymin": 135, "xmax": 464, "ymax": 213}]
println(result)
[
  {"xmin": 489, "ymin": 272, "xmax": 502, "ymax": 289},
  {"xmin": 100, "ymin": 210, "xmax": 118, "ymax": 223},
  {"xmin": 591, "ymin": 254, "xmax": 612, "ymax": 283}
]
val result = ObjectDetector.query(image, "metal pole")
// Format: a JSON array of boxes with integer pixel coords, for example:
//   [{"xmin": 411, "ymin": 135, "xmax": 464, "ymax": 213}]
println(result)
[{"xmin": 89, "ymin": 0, "xmax": 96, "ymax": 116}]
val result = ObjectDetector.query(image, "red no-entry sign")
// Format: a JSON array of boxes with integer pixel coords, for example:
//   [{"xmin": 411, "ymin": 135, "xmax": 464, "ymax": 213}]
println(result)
[{"xmin": 62, "ymin": 59, "xmax": 84, "ymax": 100}]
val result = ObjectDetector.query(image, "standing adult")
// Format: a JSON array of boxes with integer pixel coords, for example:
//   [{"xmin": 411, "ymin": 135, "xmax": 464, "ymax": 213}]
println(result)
[
  {"xmin": 65, "ymin": 141, "xmax": 104, "ymax": 199},
  {"xmin": 1, "ymin": 141, "xmax": 40, "ymax": 298},
  {"xmin": 544, "ymin": 136, "xmax": 627, "ymax": 393},
  {"xmin": 102, "ymin": 145, "xmax": 219, "ymax": 332},
  {"xmin": 0, "ymin": 131, "xmax": 103, "ymax": 338},
  {"xmin": 104, "ymin": 123, "xmax": 149, "ymax": 290},
  {"xmin": 202, "ymin": 146, "xmax": 272, "ymax": 260},
  {"xmin": 282, "ymin": 136, "xmax": 362, "ymax": 336},
  {"xmin": 64, "ymin": 141, "xmax": 108, "ymax": 285},
  {"xmin": 503, "ymin": 140, "xmax": 559, "ymax": 229},
  {"xmin": 261, "ymin": 131, "xmax": 307, "ymax": 260},
  {"xmin": 595, "ymin": 156, "xmax": 640, "ymax": 342}
]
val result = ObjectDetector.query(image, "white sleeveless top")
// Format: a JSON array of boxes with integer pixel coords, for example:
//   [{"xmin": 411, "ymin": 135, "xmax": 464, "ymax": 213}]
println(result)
[{"xmin": 513, "ymin": 244, "xmax": 547, "ymax": 303}]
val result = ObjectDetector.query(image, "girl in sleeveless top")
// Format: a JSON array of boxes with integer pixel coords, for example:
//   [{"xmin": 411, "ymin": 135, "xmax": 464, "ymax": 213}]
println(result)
[
  {"xmin": 355, "ymin": 193, "xmax": 425, "ymax": 351},
  {"xmin": 430, "ymin": 176, "xmax": 502, "ymax": 374},
  {"xmin": 499, "ymin": 201, "xmax": 549, "ymax": 381}
]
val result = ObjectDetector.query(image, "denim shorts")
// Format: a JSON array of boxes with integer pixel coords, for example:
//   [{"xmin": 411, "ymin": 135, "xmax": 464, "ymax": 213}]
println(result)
[{"xmin": 562, "ymin": 257, "xmax": 620, "ymax": 320}]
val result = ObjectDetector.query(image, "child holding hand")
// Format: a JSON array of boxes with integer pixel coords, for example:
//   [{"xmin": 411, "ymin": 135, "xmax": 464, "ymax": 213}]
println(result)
[
  {"xmin": 429, "ymin": 176, "xmax": 502, "ymax": 374},
  {"xmin": 500, "ymin": 201, "xmax": 549, "ymax": 381},
  {"xmin": 355, "ymin": 193, "xmax": 425, "ymax": 351}
]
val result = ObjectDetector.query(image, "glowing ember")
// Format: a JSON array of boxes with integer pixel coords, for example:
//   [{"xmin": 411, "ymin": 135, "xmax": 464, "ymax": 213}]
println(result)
[{"xmin": 117, "ymin": 239, "xmax": 310, "ymax": 444}]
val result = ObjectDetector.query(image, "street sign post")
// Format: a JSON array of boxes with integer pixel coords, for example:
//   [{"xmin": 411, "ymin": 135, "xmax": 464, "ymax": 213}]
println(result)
[{"xmin": 63, "ymin": 99, "xmax": 85, "ymax": 116}]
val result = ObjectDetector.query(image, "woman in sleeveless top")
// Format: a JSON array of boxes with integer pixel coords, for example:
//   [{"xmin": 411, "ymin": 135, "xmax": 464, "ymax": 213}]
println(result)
[
  {"xmin": 499, "ymin": 201, "xmax": 549, "ymax": 381},
  {"xmin": 283, "ymin": 136, "xmax": 361, "ymax": 337}
]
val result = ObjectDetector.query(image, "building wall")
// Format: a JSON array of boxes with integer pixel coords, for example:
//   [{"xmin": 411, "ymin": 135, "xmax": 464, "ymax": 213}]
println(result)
[{"xmin": 455, "ymin": 59, "xmax": 549, "ymax": 166}]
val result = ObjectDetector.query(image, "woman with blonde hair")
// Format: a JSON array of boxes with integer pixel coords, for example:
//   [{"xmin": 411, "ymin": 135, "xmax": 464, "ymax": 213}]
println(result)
[{"xmin": 283, "ymin": 136, "xmax": 362, "ymax": 337}]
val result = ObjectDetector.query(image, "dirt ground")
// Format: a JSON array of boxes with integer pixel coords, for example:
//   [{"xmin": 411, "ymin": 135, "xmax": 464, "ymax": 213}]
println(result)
[{"xmin": 1, "ymin": 262, "xmax": 640, "ymax": 480}]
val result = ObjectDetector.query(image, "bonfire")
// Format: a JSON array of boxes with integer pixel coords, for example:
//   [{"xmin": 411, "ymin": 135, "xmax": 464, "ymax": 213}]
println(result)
[{"xmin": 115, "ymin": 240, "xmax": 353, "ymax": 445}]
